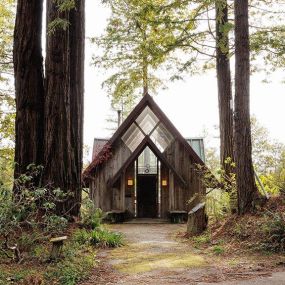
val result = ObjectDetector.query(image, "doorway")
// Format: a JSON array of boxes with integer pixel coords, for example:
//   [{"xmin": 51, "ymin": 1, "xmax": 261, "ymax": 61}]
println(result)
[{"xmin": 137, "ymin": 175, "xmax": 157, "ymax": 218}]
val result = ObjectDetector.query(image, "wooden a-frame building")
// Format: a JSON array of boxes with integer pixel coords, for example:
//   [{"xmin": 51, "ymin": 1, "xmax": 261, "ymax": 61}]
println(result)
[{"xmin": 83, "ymin": 94, "xmax": 209, "ymax": 221}]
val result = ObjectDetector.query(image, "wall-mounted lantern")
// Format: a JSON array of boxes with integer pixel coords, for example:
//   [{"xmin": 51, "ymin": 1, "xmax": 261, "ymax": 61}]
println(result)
[
  {"xmin": 127, "ymin": 178, "xmax": 134, "ymax": 186},
  {"xmin": 162, "ymin": 179, "xmax": 167, "ymax": 186}
]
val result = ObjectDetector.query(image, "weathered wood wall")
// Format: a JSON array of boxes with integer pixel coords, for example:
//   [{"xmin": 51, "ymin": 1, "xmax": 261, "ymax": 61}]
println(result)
[
  {"xmin": 164, "ymin": 140, "xmax": 205, "ymax": 212},
  {"xmin": 90, "ymin": 140, "xmax": 132, "ymax": 211},
  {"xmin": 160, "ymin": 164, "xmax": 169, "ymax": 218},
  {"xmin": 90, "ymin": 138, "xmax": 205, "ymax": 216}
]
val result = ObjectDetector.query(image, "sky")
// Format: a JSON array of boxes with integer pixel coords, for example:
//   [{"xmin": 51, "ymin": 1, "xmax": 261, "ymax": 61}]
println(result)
[{"xmin": 83, "ymin": 0, "xmax": 285, "ymax": 159}]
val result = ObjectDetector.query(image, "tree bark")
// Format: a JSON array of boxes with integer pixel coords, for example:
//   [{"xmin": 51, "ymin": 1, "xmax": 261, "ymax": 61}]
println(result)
[
  {"xmin": 234, "ymin": 0, "xmax": 259, "ymax": 214},
  {"xmin": 215, "ymin": 0, "xmax": 234, "ymax": 176},
  {"xmin": 13, "ymin": 0, "xmax": 44, "ymax": 182},
  {"xmin": 69, "ymin": 0, "xmax": 85, "ymax": 215},
  {"xmin": 44, "ymin": 0, "xmax": 85, "ymax": 216}
]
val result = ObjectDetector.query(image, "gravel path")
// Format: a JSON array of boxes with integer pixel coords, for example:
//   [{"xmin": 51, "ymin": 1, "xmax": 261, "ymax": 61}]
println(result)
[{"xmin": 80, "ymin": 223, "xmax": 285, "ymax": 285}]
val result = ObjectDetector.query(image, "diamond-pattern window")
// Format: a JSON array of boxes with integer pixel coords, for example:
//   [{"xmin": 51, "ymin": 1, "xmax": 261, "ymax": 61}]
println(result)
[
  {"xmin": 122, "ymin": 106, "xmax": 174, "ymax": 153},
  {"xmin": 135, "ymin": 106, "xmax": 159, "ymax": 135},
  {"xmin": 150, "ymin": 123, "xmax": 174, "ymax": 152},
  {"xmin": 122, "ymin": 123, "xmax": 145, "ymax": 152}
]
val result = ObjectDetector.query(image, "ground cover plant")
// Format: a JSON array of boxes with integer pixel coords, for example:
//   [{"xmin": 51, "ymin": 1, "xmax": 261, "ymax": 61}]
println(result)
[{"xmin": 0, "ymin": 169, "xmax": 124, "ymax": 285}]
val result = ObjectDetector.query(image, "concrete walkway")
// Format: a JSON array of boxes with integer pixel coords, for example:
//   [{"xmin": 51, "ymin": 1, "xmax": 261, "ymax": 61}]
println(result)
[{"xmin": 80, "ymin": 224, "xmax": 285, "ymax": 285}]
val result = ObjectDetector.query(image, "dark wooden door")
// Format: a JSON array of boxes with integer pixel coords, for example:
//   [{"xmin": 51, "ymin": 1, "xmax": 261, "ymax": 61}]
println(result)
[{"xmin": 137, "ymin": 175, "xmax": 157, "ymax": 218}]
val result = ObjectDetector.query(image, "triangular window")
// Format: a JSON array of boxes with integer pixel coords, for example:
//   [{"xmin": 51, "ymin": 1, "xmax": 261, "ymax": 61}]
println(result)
[{"xmin": 122, "ymin": 106, "xmax": 174, "ymax": 153}]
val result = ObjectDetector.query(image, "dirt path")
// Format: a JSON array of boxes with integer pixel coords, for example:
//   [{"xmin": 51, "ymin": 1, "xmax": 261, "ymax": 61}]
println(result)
[{"xmin": 80, "ymin": 224, "xmax": 285, "ymax": 285}]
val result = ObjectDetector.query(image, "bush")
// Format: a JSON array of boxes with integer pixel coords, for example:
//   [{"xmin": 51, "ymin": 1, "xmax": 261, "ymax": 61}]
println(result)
[
  {"xmin": 212, "ymin": 245, "xmax": 225, "ymax": 255},
  {"xmin": 261, "ymin": 211, "xmax": 285, "ymax": 252},
  {"xmin": 80, "ymin": 198, "xmax": 104, "ymax": 229},
  {"xmin": 90, "ymin": 228, "xmax": 124, "ymax": 248},
  {"xmin": 0, "ymin": 165, "xmax": 68, "ymax": 262},
  {"xmin": 72, "ymin": 229, "xmax": 91, "ymax": 245},
  {"xmin": 192, "ymin": 233, "xmax": 211, "ymax": 247},
  {"xmin": 45, "ymin": 244, "xmax": 96, "ymax": 285}
]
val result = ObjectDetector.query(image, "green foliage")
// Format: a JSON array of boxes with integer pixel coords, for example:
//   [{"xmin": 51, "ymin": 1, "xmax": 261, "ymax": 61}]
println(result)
[
  {"xmin": 250, "ymin": 1, "xmax": 285, "ymax": 74},
  {"xmin": 212, "ymin": 245, "xmax": 225, "ymax": 255},
  {"xmin": 0, "ymin": 240, "xmax": 96, "ymax": 285},
  {"xmin": 192, "ymin": 232, "xmax": 211, "ymax": 247},
  {"xmin": 90, "ymin": 228, "xmax": 124, "ymax": 248},
  {"xmin": 261, "ymin": 211, "xmax": 285, "ymax": 252},
  {"xmin": 251, "ymin": 117, "xmax": 285, "ymax": 196},
  {"xmin": 93, "ymin": 0, "xmax": 211, "ymax": 108},
  {"xmin": 197, "ymin": 156, "xmax": 236, "ymax": 215},
  {"xmin": 73, "ymin": 226, "xmax": 124, "ymax": 248},
  {"xmin": 80, "ymin": 197, "xmax": 104, "ymax": 229},
  {"xmin": 0, "ymin": 165, "xmax": 68, "ymax": 261},
  {"xmin": 45, "ymin": 244, "xmax": 96, "ymax": 285},
  {"xmin": 206, "ymin": 190, "xmax": 231, "ymax": 220},
  {"xmin": 47, "ymin": 0, "xmax": 76, "ymax": 34},
  {"xmin": 0, "ymin": 0, "xmax": 15, "ymax": 190},
  {"xmin": 72, "ymin": 228, "xmax": 91, "ymax": 245}
]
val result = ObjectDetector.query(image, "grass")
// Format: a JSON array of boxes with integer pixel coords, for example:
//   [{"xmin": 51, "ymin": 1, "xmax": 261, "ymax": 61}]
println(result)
[{"xmin": 90, "ymin": 228, "xmax": 124, "ymax": 248}]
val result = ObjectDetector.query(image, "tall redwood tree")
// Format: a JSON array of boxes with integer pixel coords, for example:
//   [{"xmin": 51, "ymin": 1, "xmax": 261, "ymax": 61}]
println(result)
[
  {"xmin": 215, "ymin": 0, "xmax": 234, "ymax": 177},
  {"xmin": 234, "ymin": 0, "xmax": 258, "ymax": 214},
  {"xmin": 44, "ymin": 0, "xmax": 85, "ymax": 215},
  {"xmin": 13, "ymin": 0, "xmax": 85, "ymax": 215},
  {"xmin": 13, "ymin": 0, "xmax": 44, "ymax": 182},
  {"xmin": 69, "ymin": 0, "xmax": 85, "ymax": 215}
]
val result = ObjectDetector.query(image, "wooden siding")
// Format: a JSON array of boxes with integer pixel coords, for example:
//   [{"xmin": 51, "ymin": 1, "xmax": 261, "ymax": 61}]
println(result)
[
  {"xmin": 89, "ymin": 140, "xmax": 132, "ymax": 211},
  {"xmin": 160, "ymin": 164, "xmax": 169, "ymax": 218},
  {"xmin": 90, "ymin": 137, "xmax": 205, "ymax": 215},
  {"xmin": 164, "ymin": 140, "xmax": 206, "ymax": 212}
]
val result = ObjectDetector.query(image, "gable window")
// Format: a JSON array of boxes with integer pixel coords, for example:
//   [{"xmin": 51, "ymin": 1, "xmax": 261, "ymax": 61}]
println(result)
[
  {"xmin": 135, "ymin": 106, "xmax": 159, "ymax": 135},
  {"xmin": 137, "ymin": 146, "xmax": 158, "ymax": 174},
  {"xmin": 122, "ymin": 106, "xmax": 174, "ymax": 153},
  {"xmin": 121, "ymin": 123, "xmax": 144, "ymax": 152}
]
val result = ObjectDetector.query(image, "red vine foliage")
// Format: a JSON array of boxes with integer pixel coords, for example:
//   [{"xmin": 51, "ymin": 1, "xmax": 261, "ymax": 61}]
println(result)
[{"xmin": 83, "ymin": 143, "xmax": 112, "ymax": 182}]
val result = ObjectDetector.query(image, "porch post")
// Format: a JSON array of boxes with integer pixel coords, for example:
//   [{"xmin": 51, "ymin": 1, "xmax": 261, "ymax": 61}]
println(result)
[
  {"xmin": 169, "ymin": 170, "xmax": 175, "ymax": 210},
  {"xmin": 120, "ymin": 172, "xmax": 126, "ymax": 211}
]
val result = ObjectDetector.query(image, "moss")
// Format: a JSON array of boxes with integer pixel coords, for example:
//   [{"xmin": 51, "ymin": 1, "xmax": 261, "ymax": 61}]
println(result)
[{"xmin": 110, "ymin": 243, "xmax": 206, "ymax": 274}]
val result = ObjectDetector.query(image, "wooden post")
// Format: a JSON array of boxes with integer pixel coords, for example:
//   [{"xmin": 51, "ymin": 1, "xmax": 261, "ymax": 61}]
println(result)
[
  {"xmin": 50, "ymin": 236, "xmax": 67, "ymax": 260},
  {"xmin": 120, "ymin": 173, "xmax": 125, "ymax": 211},
  {"xmin": 187, "ymin": 203, "xmax": 208, "ymax": 235},
  {"xmin": 169, "ymin": 171, "xmax": 175, "ymax": 210}
]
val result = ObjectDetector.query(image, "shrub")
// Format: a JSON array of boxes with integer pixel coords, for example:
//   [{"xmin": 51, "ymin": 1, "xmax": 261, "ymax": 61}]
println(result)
[
  {"xmin": 192, "ymin": 233, "xmax": 211, "ymax": 247},
  {"xmin": 72, "ymin": 229, "xmax": 91, "ymax": 245},
  {"xmin": 45, "ymin": 244, "xmax": 96, "ymax": 285},
  {"xmin": 80, "ymin": 198, "xmax": 104, "ymax": 229},
  {"xmin": 90, "ymin": 228, "xmax": 124, "ymax": 248},
  {"xmin": 212, "ymin": 245, "xmax": 225, "ymax": 255},
  {"xmin": 261, "ymin": 211, "xmax": 285, "ymax": 252},
  {"xmin": 0, "ymin": 165, "xmax": 68, "ymax": 262}
]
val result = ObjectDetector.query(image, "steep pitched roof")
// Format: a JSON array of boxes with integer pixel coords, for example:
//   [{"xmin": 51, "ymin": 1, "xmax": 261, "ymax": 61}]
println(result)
[
  {"xmin": 92, "ymin": 138, "xmax": 109, "ymax": 159},
  {"xmin": 83, "ymin": 93, "xmax": 207, "ymax": 181}
]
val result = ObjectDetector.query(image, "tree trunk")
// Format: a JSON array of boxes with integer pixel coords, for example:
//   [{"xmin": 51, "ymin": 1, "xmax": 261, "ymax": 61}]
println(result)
[
  {"xmin": 44, "ymin": 0, "xmax": 84, "ymax": 216},
  {"xmin": 68, "ymin": 0, "xmax": 85, "ymax": 215},
  {"xmin": 234, "ymin": 0, "xmax": 259, "ymax": 214},
  {"xmin": 215, "ymin": 0, "xmax": 234, "ymax": 176},
  {"xmin": 142, "ymin": 59, "xmax": 148, "ymax": 95},
  {"xmin": 13, "ymin": 0, "xmax": 44, "ymax": 183}
]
